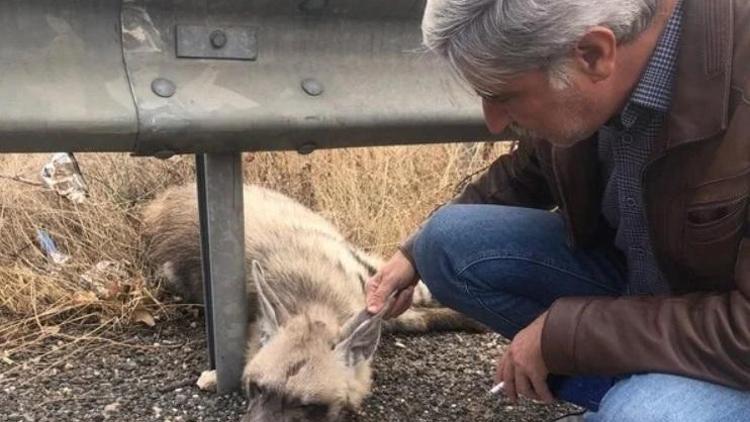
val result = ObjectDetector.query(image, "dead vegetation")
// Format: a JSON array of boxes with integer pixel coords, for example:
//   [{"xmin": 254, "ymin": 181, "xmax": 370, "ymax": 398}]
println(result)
[{"xmin": 0, "ymin": 143, "xmax": 508, "ymax": 367}]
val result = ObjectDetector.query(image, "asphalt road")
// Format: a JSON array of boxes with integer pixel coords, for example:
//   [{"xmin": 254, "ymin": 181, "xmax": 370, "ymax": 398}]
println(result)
[{"xmin": 0, "ymin": 315, "xmax": 578, "ymax": 422}]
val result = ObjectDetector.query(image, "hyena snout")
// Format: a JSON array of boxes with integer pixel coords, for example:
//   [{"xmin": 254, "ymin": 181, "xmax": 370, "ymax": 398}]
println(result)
[{"xmin": 242, "ymin": 388, "xmax": 338, "ymax": 422}]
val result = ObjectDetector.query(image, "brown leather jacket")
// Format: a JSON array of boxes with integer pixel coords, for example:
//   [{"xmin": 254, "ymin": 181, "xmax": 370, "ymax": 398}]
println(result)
[{"xmin": 410, "ymin": 0, "xmax": 750, "ymax": 389}]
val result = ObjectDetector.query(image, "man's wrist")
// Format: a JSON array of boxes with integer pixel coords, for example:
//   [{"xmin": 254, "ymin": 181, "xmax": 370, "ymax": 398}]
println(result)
[{"xmin": 541, "ymin": 298, "xmax": 593, "ymax": 374}]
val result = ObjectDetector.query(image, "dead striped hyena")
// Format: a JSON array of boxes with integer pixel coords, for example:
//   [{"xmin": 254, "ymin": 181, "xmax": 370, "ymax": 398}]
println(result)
[{"xmin": 142, "ymin": 184, "xmax": 483, "ymax": 422}]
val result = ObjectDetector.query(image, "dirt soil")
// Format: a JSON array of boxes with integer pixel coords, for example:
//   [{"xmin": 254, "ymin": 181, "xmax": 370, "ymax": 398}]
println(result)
[{"xmin": 0, "ymin": 313, "xmax": 578, "ymax": 422}]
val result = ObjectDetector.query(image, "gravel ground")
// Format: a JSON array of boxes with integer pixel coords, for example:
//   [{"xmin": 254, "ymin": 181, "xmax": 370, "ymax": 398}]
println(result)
[{"xmin": 0, "ymin": 313, "xmax": 577, "ymax": 422}]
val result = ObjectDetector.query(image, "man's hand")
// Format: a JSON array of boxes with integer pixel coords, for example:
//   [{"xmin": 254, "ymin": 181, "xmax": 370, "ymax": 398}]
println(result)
[
  {"xmin": 365, "ymin": 250, "xmax": 419, "ymax": 319},
  {"xmin": 496, "ymin": 311, "xmax": 554, "ymax": 403}
]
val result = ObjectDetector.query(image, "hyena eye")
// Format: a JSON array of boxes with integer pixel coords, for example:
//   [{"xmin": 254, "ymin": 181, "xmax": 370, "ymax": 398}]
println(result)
[
  {"xmin": 245, "ymin": 381, "xmax": 263, "ymax": 399},
  {"xmin": 303, "ymin": 403, "xmax": 330, "ymax": 419}
]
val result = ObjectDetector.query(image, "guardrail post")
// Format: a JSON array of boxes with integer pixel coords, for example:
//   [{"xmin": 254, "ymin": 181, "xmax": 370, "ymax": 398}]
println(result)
[{"xmin": 195, "ymin": 153, "xmax": 248, "ymax": 393}]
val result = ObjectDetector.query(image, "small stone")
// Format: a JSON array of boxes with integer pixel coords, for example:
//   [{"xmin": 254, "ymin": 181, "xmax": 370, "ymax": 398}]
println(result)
[{"xmin": 104, "ymin": 402, "xmax": 120, "ymax": 413}]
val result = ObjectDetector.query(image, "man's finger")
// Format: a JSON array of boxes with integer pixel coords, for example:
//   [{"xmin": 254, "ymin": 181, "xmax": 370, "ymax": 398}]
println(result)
[
  {"xmin": 502, "ymin": 353, "xmax": 517, "ymax": 403},
  {"xmin": 365, "ymin": 272, "xmax": 383, "ymax": 297},
  {"xmin": 365, "ymin": 273, "xmax": 388, "ymax": 313},
  {"xmin": 385, "ymin": 285, "xmax": 414, "ymax": 319},
  {"xmin": 514, "ymin": 367, "xmax": 538, "ymax": 401},
  {"xmin": 495, "ymin": 352, "xmax": 505, "ymax": 383},
  {"xmin": 530, "ymin": 373, "xmax": 555, "ymax": 404}
]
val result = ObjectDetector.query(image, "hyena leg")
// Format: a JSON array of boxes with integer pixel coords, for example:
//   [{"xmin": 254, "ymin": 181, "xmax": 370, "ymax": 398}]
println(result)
[
  {"xmin": 385, "ymin": 307, "xmax": 487, "ymax": 334},
  {"xmin": 382, "ymin": 281, "xmax": 487, "ymax": 333},
  {"xmin": 410, "ymin": 281, "xmax": 440, "ymax": 307}
]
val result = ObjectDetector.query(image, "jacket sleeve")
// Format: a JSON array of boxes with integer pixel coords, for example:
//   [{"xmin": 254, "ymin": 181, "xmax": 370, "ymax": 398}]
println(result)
[
  {"xmin": 399, "ymin": 140, "xmax": 555, "ymax": 264},
  {"xmin": 542, "ymin": 239, "xmax": 750, "ymax": 390}
]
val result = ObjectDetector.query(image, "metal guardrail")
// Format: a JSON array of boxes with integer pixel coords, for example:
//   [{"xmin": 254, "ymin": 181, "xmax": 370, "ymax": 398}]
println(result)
[{"xmin": 0, "ymin": 0, "xmax": 492, "ymax": 392}]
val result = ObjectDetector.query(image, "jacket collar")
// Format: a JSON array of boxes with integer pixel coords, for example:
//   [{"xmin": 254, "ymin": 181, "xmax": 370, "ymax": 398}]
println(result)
[{"xmin": 665, "ymin": 0, "xmax": 733, "ymax": 148}]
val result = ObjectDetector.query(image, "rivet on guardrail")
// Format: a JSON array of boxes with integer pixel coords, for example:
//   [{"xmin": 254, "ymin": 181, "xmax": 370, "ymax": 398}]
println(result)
[
  {"xmin": 151, "ymin": 78, "xmax": 176, "ymax": 98},
  {"xmin": 210, "ymin": 30, "xmax": 228, "ymax": 49},
  {"xmin": 301, "ymin": 79, "xmax": 324, "ymax": 96}
]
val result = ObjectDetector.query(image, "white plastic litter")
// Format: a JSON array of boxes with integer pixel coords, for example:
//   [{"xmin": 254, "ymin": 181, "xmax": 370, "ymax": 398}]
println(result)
[
  {"xmin": 36, "ymin": 229, "xmax": 71, "ymax": 265},
  {"xmin": 40, "ymin": 153, "xmax": 88, "ymax": 204},
  {"xmin": 80, "ymin": 260, "xmax": 128, "ymax": 299}
]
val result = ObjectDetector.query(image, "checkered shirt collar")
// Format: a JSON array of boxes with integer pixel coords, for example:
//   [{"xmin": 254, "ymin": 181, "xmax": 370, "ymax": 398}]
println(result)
[{"xmin": 626, "ymin": 0, "xmax": 685, "ymax": 115}]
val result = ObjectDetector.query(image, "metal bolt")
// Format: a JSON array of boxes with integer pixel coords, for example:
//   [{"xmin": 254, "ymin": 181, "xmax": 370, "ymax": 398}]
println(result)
[
  {"xmin": 298, "ymin": 143, "xmax": 317, "ymax": 155},
  {"xmin": 301, "ymin": 78, "xmax": 324, "ymax": 96},
  {"xmin": 151, "ymin": 78, "xmax": 176, "ymax": 98},
  {"xmin": 210, "ymin": 30, "xmax": 227, "ymax": 49},
  {"xmin": 299, "ymin": 0, "xmax": 327, "ymax": 13}
]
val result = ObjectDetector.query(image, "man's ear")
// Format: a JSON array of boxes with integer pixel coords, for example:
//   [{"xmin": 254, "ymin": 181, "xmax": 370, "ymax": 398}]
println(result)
[{"xmin": 572, "ymin": 26, "xmax": 617, "ymax": 82}]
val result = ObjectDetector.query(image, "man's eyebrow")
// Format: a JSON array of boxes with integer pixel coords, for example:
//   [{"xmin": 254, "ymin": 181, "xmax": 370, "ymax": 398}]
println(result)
[{"xmin": 474, "ymin": 88, "xmax": 513, "ymax": 101}]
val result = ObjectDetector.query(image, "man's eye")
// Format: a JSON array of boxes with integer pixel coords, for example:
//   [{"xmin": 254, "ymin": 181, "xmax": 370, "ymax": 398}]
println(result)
[{"xmin": 491, "ymin": 95, "xmax": 512, "ymax": 103}]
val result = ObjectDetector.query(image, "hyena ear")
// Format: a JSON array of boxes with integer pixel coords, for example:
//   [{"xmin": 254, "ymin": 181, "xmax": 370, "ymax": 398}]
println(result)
[
  {"xmin": 251, "ymin": 260, "xmax": 289, "ymax": 340},
  {"xmin": 335, "ymin": 290, "xmax": 397, "ymax": 367},
  {"xmin": 335, "ymin": 310, "xmax": 384, "ymax": 367}
]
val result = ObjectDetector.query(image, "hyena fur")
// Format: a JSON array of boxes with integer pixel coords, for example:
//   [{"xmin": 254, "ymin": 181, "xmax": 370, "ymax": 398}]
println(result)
[{"xmin": 142, "ymin": 184, "xmax": 483, "ymax": 422}]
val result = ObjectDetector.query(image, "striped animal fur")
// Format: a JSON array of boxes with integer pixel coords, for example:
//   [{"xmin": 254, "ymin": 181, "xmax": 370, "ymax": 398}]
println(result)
[{"xmin": 142, "ymin": 184, "xmax": 483, "ymax": 422}]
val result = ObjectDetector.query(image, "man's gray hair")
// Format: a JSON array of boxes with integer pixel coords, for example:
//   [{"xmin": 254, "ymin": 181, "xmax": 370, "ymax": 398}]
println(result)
[{"xmin": 422, "ymin": 0, "xmax": 661, "ymax": 93}]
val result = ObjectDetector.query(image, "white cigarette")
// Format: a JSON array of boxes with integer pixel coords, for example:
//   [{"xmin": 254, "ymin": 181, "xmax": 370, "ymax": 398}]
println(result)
[{"xmin": 490, "ymin": 382, "xmax": 505, "ymax": 394}]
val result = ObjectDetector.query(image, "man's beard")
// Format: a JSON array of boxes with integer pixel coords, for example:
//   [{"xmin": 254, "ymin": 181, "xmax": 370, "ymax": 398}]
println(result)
[
  {"xmin": 506, "ymin": 122, "xmax": 542, "ymax": 141},
  {"xmin": 505, "ymin": 120, "xmax": 597, "ymax": 145}
]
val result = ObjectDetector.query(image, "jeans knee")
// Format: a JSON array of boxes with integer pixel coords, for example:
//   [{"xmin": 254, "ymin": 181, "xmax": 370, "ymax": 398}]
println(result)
[
  {"xmin": 412, "ymin": 205, "xmax": 469, "ymax": 303},
  {"xmin": 590, "ymin": 374, "xmax": 750, "ymax": 422},
  {"xmin": 417, "ymin": 205, "xmax": 469, "ymax": 250}
]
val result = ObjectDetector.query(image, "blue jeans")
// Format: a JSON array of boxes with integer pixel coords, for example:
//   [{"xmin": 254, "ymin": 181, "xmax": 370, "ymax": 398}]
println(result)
[{"xmin": 412, "ymin": 204, "xmax": 750, "ymax": 420}]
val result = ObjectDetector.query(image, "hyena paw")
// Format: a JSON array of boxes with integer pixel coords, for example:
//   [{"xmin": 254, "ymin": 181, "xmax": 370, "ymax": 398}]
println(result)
[{"xmin": 196, "ymin": 369, "xmax": 217, "ymax": 392}]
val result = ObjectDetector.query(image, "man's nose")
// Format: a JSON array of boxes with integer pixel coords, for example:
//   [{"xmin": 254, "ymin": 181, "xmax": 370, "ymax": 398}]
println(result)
[{"xmin": 482, "ymin": 99, "xmax": 512, "ymax": 135}]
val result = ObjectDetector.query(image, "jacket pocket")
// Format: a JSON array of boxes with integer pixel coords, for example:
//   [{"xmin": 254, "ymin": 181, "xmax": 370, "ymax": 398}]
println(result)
[
  {"xmin": 682, "ymin": 195, "xmax": 748, "ymax": 278},
  {"xmin": 685, "ymin": 195, "xmax": 748, "ymax": 244}
]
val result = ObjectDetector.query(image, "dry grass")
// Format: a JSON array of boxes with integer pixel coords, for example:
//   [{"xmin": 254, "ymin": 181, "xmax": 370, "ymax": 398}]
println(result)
[{"xmin": 0, "ymin": 143, "xmax": 509, "ymax": 359}]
